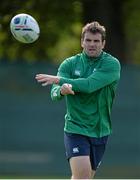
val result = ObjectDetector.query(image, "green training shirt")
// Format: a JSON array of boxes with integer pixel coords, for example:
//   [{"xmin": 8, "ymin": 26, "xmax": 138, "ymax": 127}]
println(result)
[{"xmin": 51, "ymin": 51, "xmax": 121, "ymax": 137}]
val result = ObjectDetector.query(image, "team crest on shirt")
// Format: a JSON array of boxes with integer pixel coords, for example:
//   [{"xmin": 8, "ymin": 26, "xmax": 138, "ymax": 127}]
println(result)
[
  {"xmin": 93, "ymin": 68, "xmax": 97, "ymax": 72},
  {"xmin": 74, "ymin": 70, "xmax": 81, "ymax": 76}
]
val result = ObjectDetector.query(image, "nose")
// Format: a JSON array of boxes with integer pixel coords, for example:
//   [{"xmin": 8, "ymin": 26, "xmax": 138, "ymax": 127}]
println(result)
[{"xmin": 90, "ymin": 40, "xmax": 95, "ymax": 46}]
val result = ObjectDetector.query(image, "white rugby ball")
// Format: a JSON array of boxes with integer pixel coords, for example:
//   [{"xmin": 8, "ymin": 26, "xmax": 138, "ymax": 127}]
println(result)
[{"xmin": 10, "ymin": 13, "xmax": 40, "ymax": 43}]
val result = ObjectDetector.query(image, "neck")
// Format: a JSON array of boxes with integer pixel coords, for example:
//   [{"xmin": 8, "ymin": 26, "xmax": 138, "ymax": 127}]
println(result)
[{"xmin": 83, "ymin": 50, "xmax": 103, "ymax": 60}]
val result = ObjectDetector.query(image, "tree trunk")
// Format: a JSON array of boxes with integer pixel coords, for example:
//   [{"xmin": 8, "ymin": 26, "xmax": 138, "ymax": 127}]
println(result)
[{"xmin": 82, "ymin": 0, "xmax": 125, "ymax": 63}]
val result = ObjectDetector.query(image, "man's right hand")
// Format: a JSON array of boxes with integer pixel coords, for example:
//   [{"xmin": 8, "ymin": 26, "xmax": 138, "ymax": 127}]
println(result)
[{"xmin": 60, "ymin": 83, "xmax": 75, "ymax": 95}]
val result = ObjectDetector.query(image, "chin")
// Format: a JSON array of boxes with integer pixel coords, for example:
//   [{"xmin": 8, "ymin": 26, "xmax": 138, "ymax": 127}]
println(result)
[{"xmin": 89, "ymin": 54, "xmax": 97, "ymax": 58}]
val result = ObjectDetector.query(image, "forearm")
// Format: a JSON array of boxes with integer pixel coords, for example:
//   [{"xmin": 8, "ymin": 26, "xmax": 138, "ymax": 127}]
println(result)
[
  {"xmin": 59, "ymin": 70, "xmax": 120, "ymax": 93},
  {"xmin": 59, "ymin": 77, "xmax": 89, "ymax": 93},
  {"xmin": 51, "ymin": 85, "xmax": 64, "ymax": 101},
  {"xmin": 36, "ymin": 65, "xmax": 120, "ymax": 94}
]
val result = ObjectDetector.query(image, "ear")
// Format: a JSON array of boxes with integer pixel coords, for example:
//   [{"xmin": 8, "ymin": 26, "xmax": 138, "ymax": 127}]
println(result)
[
  {"xmin": 81, "ymin": 38, "xmax": 84, "ymax": 48},
  {"xmin": 102, "ymin": 40, "xmax": 106, "ymax": 48}
]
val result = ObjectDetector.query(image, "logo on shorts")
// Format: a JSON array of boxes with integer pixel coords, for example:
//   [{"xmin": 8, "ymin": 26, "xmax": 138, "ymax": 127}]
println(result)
[
  {"xmin": 97, "ymin": 161, "xmax": 101, "ymax": 169},
  {"xmin": 72, "ymin": 147, "xmax": 79, "ymax": 153}
]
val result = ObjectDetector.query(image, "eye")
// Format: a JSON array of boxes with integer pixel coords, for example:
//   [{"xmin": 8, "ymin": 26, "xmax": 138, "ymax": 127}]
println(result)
[
  {"xmin": 94, "ymin": 40, "xmax": 100, "ymax": 42},
  {"xmin": 86, "ymin": 38, "xmax": 91, "ymax": 42}
]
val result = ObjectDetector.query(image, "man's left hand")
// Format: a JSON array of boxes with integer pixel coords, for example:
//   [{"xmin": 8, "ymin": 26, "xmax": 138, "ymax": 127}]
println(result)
[{"xmin": 35, "ymin": 74, "xmax": 60, "ymax": 86}]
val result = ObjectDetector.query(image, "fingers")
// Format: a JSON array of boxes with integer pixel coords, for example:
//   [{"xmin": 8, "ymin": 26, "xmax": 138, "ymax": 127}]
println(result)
[
  {"xmin": 35, "ymin": 74, "xmax": 56, "ymax": 86},
  {"xmin": 61, "ymin": 88, "xmax": 74, "ymax": 95},
  {"xmin": 61, "ymin": 84, "xmax": 75, "ymax": 95},
  {"xmin": 36, "ymin": 78, "xmax": 48, "ymax": 83},
  {"xmin": 35, "ymin": 74, "xmax": 46, "ymax": 78},
  {"xmin": 35, "ymin": 74, "xmax": 46, "ymax": 83},
  {"xmin": 35, "ymin": 74, "xmax": 49, "ymax": 86},
  {"xmin": 42, "ymin": 82, "xmax": 49, "ymax": 86},
  {"xmin": 68, "ymin": 90, "xmax": 75, "ymax": 95},
  {"xmin": 35, "ymin": 74, "xmax": 47, "ymax": 80},
  {"xmin": 35, "ymin": 75, "xmax": 74, "ymax": 94}
]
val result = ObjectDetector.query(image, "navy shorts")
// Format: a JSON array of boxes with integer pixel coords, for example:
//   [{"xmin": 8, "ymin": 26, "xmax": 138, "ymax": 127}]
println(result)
[{"xmin": 64, "ymin": 132, "xmax": 108, "ymax": 170}]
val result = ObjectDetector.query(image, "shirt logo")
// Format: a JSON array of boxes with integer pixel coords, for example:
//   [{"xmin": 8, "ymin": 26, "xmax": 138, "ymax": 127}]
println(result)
[
  {"xmin": 72, "ymin": 147, "xmax": 79, "ymax": 153},
  {"xmin": 53, "ymin": 90, "xmax": 57, "ymax": 97},
  {"xmin": 74, "ymin": 70, "xmax": 81, "ymax": 76},
  {"xmin": 93, "ymin": 68, "xmax": 97, "ymax": 73}
]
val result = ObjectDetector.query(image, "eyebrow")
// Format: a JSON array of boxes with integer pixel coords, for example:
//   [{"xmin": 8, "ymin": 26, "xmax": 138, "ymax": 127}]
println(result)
[{"xmin": 85, "ymin": 38, "xmax": 100, "ymax": 42}]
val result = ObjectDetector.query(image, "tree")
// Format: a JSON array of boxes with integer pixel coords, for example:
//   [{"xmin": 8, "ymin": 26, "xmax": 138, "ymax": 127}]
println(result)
[
  {"xmin": 82, "ymin": 0, "xmax": 125, "ymax": 63},
  {"xmin": 0, "ymin": 0, "xmax": 139, "ymax": 65},
  {"xmin": 0, "ymin": 0, "xmax": 82, "ymax": 63},
  {"xmin": 123, "ymin": 0, "xmax": 140, "ymax": 65}
]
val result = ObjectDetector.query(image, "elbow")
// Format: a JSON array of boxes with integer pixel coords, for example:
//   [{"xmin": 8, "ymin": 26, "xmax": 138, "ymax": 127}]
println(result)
[
  {"xmin": 86, "ymin": 82, "xmax": 94, "ymax": 93},
  {"xmin": 84, "ymin": 88, "xmax": 94, "ymax": 94},
  {"xmin": 87, "ymin": 89, "xmax": 94, "ymax": 94}
]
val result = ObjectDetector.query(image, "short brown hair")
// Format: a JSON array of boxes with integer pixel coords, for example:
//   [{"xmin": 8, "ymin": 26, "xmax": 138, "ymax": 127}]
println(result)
[{"xmin": 81, "ymin": 21, "xmax": 106, "ymax": 41}]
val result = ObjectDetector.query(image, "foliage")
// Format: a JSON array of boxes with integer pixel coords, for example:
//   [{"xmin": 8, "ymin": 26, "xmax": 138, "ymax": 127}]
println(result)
[
  {"xmin": 0, "ymin": 0, "xmax": 82, "ymax": 63},
  {"xmin": 0, "ymin": 0, "xmax": 140, "ymax": 65},
  {"xmin": 123, "ymin": 0, "xmax": 140, "ymax": 64}
]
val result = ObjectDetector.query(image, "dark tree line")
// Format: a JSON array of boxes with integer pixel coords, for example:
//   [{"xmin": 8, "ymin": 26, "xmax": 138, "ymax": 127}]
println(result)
[
  {"xmin": 82, "ymin": 0, "xmax": 125, "ymax": 62},
  {"xmin": 0, "ymin": 0, "xmax": 139, "ymax": 64}
]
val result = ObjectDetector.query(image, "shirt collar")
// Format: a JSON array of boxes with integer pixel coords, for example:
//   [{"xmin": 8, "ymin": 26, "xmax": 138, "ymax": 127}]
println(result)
[{"xmin": 82, "ymin": 50, "xmax": 103, "ymax": 63}]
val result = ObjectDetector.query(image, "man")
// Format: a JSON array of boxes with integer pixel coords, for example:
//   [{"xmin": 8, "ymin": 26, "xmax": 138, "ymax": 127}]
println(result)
[{"xmin": 35, "ymin": 21, "xmax": 121, "ymax": 179}]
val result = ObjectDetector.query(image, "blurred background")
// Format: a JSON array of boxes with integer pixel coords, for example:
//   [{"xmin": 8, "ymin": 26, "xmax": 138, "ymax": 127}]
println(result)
[{"xmin": 0, "ymin": 0, "xmax": 140, "ymax": 178}]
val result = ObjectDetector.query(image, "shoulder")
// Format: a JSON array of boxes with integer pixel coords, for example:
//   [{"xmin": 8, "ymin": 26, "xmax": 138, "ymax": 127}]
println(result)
[
  {"xmin": 102, "ymin": 51, "xmax": 121, "ymax": 69},
  {"xmin": 59, "ymin": 53, "xmax": 81, "ymax": 66},
  {"xmin": 58, "ymin": 53, "xmax": 81, "ymax": 70},
  {"xmin": 65, "ymin": 53, "xmax": 81, "ymax": 62}
]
